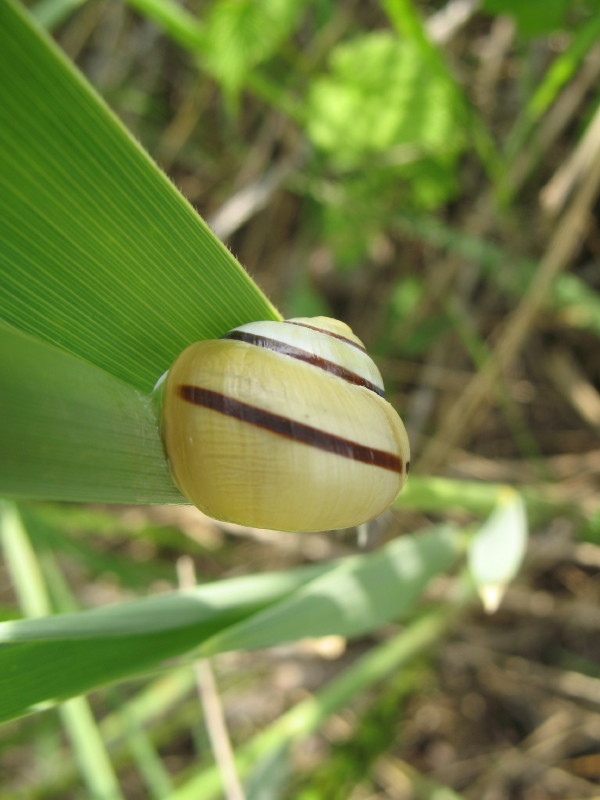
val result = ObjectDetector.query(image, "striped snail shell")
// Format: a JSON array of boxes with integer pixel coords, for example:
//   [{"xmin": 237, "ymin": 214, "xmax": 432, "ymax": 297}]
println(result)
[{"xmin": 161, "ymin": 316, "xmax": 410, "ymax": 532}]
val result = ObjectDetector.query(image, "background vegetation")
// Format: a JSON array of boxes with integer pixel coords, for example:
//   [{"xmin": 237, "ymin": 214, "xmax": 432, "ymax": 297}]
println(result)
[{"xmin": 1, "ymin": 0, "xmax": 599, "ymax": 798}]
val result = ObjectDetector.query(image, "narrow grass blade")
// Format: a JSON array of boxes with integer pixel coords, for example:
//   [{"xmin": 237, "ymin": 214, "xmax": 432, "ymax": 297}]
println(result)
[
  {"xmin": 125, "ymin": 0, "xmax": 205, "ymax": 51},
  {"xmin": 505, "ymin": 13, "xmax": 600, "ymax": 162},
  {"xmin": 168, "ymin": 586, "xmax": 473, "ymax": 800},
  {"xmin": 394, "ymin": 475, "xmax": 559, "ymax": 520},
  {"xmin": 1, "ymin": 503, "xmax": 125, "ymax": 800}
]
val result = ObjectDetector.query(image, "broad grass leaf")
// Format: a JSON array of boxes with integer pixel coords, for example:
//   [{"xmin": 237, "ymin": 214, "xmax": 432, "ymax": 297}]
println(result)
[
  {"xmin": 0, "ymin": 321, "xmax": 180, "ymax": 503},
  {"xmin": 0, "ymin": 0, "xmax": 278, "ymax": 394}
]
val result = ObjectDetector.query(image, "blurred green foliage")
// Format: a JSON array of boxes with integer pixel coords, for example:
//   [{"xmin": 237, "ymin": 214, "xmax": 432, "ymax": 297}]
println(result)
[
  {"xmin": 484, "ymin": 0, "xmax": 600, "ymax": 35},
  {"xmin": 2, "ymin": 0, "xmax": 599, "ymax": 797}
]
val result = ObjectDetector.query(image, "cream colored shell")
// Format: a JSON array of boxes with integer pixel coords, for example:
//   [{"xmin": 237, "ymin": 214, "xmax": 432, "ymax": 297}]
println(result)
[{"xmin": 162, "ymin": 316, "xmax": 410, "ymax": 532}]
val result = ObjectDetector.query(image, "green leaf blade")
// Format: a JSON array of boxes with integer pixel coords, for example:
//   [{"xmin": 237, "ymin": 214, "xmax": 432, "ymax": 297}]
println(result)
[
  {"xmin": 468, "ymin": 489, "xmax": 529, "ymax": 613},
  {"xmin": 0, "ymin": 0, "xmax": 279, "ymax": 393},
  {"xmin": 0, "ymin": 526, "xmax": 461, "ymax": 723},
  {"xmin": 0, "ymin": 321, "xmax": 181, "ymax": 502},
  {"xmin": 202, "ymin": 525, "xmax": 462, "ymax": 653},
  {"xmin": 0, "ymin": 559, "xmax": 337, "ymax": 723}
]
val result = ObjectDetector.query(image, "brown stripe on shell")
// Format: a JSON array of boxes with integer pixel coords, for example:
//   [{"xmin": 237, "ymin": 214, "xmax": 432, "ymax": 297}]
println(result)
[
  {"xmin": 283, "ymin": 320, "xmax": 367, "ymax": 352},
  {"xmin": 178, "ymin": 385, "xmax": 402, "ymax": 473},
  {"xmin": 223, "ymin": 330, "xmax": 384, "ymax": 397}
]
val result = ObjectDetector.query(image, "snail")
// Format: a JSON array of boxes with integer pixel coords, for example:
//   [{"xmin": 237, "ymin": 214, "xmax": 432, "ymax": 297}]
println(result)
[{"xmin": 161, "ymin": 316, "xmax": 410, "ymax": 532}]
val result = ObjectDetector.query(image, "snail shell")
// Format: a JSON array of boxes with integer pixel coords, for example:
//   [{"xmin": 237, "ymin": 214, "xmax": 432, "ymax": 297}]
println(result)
[{"xmin": 162, "ymin": 316, "xmax": 409, "ymax": 532}]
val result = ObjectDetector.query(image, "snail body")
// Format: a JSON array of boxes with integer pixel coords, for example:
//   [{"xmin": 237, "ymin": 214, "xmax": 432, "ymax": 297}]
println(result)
[{"xmin": 162, "ymin": 317, "xmax": 409, "ymax": 532}]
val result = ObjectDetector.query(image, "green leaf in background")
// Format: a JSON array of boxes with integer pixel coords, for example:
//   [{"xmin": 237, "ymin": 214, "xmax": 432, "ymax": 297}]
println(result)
[
  {"xmin": 32, "ymin": 0, "xmax": 87, "ymax": 29},
  {"xmin": 0, "ymin": 0, "xmax": 279, "ymax": 396},
  {"xmin": 202, "ymin": 0, "xmax": 305, "ymax": 100},
  {"xmin": 202, "ymin": 524, "xmax": 461, "ymax": 653},
  {"xmin": 0, "ymin": 564, "xmax": 330, "ymax": 722},
  {"xmin": 305, "ymin": 30, "xmax": 465, "ymax": 264},
  {"xmin": 1, "ymin": 500, "xmax": 128, "ymax": 800},
  {"xmin": 552, "ymin": 273, "xmax": 600, "ymax": 337},
  {"xmin": 0, "ymin": 521, "xmax": 461, "ymax": 723},
  {"xmin": 483, "ymin": 0, "xmax": 569, "ymax": 35},
  {"xmin": 467, "ymin": 489, "xmax": 528, "ymax": 613},
  {"xmin": 306, "ymin": 31, "xmax": 464, "ymax": 170}
]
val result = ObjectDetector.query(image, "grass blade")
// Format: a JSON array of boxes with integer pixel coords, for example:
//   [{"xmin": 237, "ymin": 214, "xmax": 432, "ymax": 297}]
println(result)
[
  {"xmin": 0, "ymin": 526, "xmax": 460, "ymax": 723},
  {"xmin": 169, "ymin": 589, "xmax": 473, "ymax": 800},
  {"xmin": 202, "ymin": 524, "xmax": 461, "ymax": 654},
  {"xmin": 1, "ymin": 502, "xmax": 125, "ymax": 800},
  {"xmin": 0, "ymin": 320, "xmax": 180, "ymax": 502},
  {"xmin": 0, "ymin": 0, "xmax": 278, "ymax": 393},
  {"xmin": 0, "ymin": 555, "xmax": 334, "ymax": 723}
]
